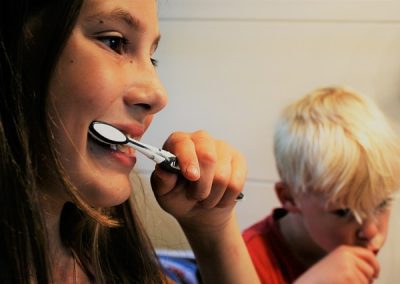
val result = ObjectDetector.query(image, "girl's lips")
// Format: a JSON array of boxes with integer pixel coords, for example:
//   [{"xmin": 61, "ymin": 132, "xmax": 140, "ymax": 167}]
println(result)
[
  {"xmin": 88, "ymin": 135, "xmax": 137, "ymax": 168},
  {"xmin": 88, "ymin": 121, "xmax": 144, "ymax": 168},
  {"xmin": 110, "ymin": 144, "xmax": 136, "ymax": 157},
  {"xmin": 109, "ymin": 148, "xmax": 137, "ymax": 168},
  {"xmin": 111, "ymin": 122, "xmax": 145, "ymax": 140}
]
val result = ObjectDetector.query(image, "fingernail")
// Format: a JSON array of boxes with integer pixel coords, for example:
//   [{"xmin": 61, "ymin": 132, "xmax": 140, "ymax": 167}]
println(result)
[{"xmin": 187, "ymin": 165, "xmax": 200, "ymax": 179}]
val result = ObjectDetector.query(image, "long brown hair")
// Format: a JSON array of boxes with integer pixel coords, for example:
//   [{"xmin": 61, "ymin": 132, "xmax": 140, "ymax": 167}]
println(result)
[{"xmin": 0, "ymin": 0, "xmax": 164, "ymax": 282}]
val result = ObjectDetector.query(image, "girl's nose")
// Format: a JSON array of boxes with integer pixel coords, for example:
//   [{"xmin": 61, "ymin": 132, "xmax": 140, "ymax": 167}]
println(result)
[{"xmin": 123, "ymin": 67, "xmax": 168, "ymax": 116}]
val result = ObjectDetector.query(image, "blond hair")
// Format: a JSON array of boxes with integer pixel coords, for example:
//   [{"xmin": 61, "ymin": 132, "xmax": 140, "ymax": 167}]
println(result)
[{"xmin": 274, "ymin": 87, "xmax": 400, "ymax": 219}]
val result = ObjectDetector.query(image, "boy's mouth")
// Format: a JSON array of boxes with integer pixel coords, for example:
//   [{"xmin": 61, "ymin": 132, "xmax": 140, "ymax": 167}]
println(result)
[{"xmin": 367, "ymin": 235, "xmax": 384, "ymax": 254}]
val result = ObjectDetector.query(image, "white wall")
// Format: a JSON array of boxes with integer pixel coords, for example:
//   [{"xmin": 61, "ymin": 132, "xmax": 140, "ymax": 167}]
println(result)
[{"xmin": 134, "ymin": 1, "xmax": 400, "ymax": 283}]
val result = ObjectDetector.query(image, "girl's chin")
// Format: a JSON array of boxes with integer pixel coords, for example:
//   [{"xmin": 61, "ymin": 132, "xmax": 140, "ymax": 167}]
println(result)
[{"xmin": 79, "ymin": 179, "xmax": 132, "ymax": 207}]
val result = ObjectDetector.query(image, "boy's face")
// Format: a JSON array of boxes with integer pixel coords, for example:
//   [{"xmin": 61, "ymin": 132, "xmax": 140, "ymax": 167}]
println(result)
[{"xmin": 295, "ymin": 192, "xmax": 392, "ymax": 255}]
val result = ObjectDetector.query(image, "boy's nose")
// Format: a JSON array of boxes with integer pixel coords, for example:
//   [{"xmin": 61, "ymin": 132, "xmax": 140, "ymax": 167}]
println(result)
[{"xmin": 356, "ymin": 218, "xmax": 379, "ymax": 241}]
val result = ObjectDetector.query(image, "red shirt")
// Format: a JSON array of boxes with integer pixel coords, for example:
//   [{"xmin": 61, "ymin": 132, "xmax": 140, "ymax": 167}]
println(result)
[{"xmin": 242, "ymin": 208, "xmax": 306, "ymax": 284}]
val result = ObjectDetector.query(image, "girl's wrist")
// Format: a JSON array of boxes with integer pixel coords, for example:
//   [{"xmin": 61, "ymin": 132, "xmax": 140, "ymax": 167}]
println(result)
[{"xmin": 181, "ymin": 215, "xmax": 239, "ymax": 251}]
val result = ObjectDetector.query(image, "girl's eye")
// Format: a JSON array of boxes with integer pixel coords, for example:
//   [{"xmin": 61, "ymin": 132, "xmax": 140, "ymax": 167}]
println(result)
[
  {"xmin": 332, "ymin": 208, "xmax": 351, "ymax": 218},
  {"xmin": 151, "ymin": 58, "xmax": 158, "ymax": 67},
  {"xmin": 98, "ymin": 36, "xmax": 128, "ymax": 54}
]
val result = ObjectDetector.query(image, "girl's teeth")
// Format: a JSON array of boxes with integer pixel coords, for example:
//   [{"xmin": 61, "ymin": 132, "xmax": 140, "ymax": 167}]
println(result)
[{"xmin": 110, "ymin": 144, "xmax": 135, "ymax": 157}]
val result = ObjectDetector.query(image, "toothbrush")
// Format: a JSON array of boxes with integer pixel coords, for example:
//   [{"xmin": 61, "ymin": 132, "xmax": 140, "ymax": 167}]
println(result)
[
  {"xmin": 89, "ymin": 120, "xmax": 180, "ymax": 173},
  {"xmin": 88, "ymin": 121, "xmax": 244, "ymax": 200}
]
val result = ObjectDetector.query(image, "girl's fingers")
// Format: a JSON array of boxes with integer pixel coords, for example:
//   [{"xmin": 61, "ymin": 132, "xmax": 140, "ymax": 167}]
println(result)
[
  {"xmin": 216, "ymin": 149, "xmax": 247, "ymax": 207},
  {"xmin": 185, "ymin": 131, "xmax": 218, "ymax": 200},
  {"xmin": 150, "ymin": 166, "xmax": 178, "ymax": 197},
  {"xmin": 163, "ymin": 131, "xmax": 200, "ymax": 181},
  {"xmin": 153, "ymin": 130, "xmax": 246, "ymax": 213},
  {"xmin": 199, "ymin": 140, "xmax": 232, "ymax": 208}
]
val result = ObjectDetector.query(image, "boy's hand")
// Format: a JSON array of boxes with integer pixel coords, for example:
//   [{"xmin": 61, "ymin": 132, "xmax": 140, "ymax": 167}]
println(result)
[
  {"xmin": 295, "ymin": 245, "xmax": 380, "ymax": 284},
  {"xmin": 150, "ymin": 130, "xmax": 247, "ymax": 232}
]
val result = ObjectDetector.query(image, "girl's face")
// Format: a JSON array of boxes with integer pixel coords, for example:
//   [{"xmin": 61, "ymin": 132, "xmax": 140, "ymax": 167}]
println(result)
[
  {"xmin": 47, "ymin": 0, "xmax": 167, "ymax": 207},
  {"xmin": 296, "ymin": 193, "xmax": 391, "ymax": 255}
]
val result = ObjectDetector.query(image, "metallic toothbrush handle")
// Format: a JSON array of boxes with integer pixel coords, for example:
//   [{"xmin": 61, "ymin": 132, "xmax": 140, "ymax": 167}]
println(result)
[
  {"xmin": 159, "ymin": 157, "xmax": 181, "ymax": 174},
  {"xmin": 236, "ymin": 192, "xmax": 244, "ymax": 201}
]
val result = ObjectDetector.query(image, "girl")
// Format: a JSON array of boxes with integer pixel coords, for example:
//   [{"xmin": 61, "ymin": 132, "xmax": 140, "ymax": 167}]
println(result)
[{"xmin": 0, "ymin": 0, "xmax": 259, "ymax": 283}]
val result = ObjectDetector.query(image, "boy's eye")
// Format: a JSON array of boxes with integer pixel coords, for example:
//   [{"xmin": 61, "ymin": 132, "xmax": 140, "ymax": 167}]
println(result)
[
  {"xmin": 376, "ymin": 198, "xmax": 392, "ymax": 212},
  {"xmin": 98, "ymin": 36, "xmax": 128, "ymax": 54},
  {"xmin": 332, "ymin": 208, "xmax": 351, "ymax": 218}
]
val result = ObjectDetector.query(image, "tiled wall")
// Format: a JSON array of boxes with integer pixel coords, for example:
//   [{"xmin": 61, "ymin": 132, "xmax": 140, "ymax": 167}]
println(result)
[{"xmin": 134, "ymin": 2, "xmax": 400, "ymax": 282}]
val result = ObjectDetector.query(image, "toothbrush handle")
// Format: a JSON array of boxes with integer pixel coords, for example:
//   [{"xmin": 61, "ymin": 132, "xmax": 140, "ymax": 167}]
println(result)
[
  {"xmin": 236, "ymin": 192, "xmax": 244, "ymax": 201},
  {"xmin": 159, "ymin": 157, "xmax": 181, "ymax": 174}
]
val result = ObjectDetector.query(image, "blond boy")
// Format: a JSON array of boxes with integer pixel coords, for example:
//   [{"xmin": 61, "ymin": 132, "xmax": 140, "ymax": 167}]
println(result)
[{"xmin": 243, "ymin": 87, "xmax": 400, "ymax": 284}]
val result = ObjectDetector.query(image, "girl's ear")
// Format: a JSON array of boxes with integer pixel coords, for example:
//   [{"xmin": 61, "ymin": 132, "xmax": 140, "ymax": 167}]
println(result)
[{"xmin": 274, "ymin": 181, "xmax": 301, "ymax": 213}]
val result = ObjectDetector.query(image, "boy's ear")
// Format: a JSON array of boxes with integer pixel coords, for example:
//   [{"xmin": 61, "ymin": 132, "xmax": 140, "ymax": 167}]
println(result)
[{"xmin": 274, "ymin": 181, "xmax": 301, "ymax": 213}]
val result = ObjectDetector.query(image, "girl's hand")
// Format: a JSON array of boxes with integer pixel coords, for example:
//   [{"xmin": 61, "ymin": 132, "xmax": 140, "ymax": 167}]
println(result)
[{"xmin": 150, "ymin": 130, "xmax": 247, "ymax": 232}]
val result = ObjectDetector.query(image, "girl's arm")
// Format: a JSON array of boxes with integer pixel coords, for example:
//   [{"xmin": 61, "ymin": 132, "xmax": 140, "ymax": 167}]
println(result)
[{"xmin": 151, "ymin": 130, "xmax": 259, "ymax": 284}]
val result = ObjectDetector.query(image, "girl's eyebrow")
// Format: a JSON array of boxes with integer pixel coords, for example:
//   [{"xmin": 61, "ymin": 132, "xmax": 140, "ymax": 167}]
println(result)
[{"xmin": 85, "ymin": 8, "xmax": 144, "ymax": 32}]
